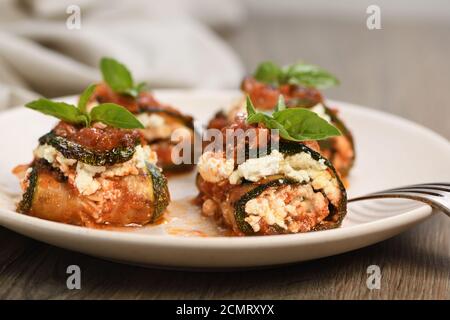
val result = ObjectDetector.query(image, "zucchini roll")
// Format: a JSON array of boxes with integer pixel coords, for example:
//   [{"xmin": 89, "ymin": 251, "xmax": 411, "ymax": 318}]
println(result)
[
  {"xmin": 13, "ymin": 121, "xmax": 169, "ymax": 227},
  {"xmin": 196, "ymin": 122, "xmax": 347, "ymax": 236},
  {"xmin": 207, "ymin": 66, "xmax": 355, "ymax": 178},
  {"xmin": 91, "ymin": 58, "xmax": 196, "ymax": 174}
]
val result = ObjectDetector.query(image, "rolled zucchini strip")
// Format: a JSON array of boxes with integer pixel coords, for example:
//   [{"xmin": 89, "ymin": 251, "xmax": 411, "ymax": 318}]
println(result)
[
  {"xmin": 135, "ymin": 108, "xmax": 196, "ymax": 173},
  {"xmin": 17, "ymin": 160, "xmax": 169, "ymax": 227},
  {"xmin": 197, "ymin": 141, "xmax": 347, "ymax": 235},
  {"xmin": 39, "ymin": 132, "xmax": 137, "ymax": 166},
  {"xmin": 93, "ymin": 83, "xmax": 196, "ymax": 173},
  {"xmin": 317, "ymin": 104, "xmax": 355, "ymax": 177}
]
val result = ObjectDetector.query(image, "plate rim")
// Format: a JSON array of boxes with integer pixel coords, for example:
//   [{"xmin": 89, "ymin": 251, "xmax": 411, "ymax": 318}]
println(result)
[{"xmin": 0, "ymin": 202, "xmax": 433, "ymax": 248}]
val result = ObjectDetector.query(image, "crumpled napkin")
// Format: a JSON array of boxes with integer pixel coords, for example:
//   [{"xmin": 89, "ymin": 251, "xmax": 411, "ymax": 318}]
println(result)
[{"xmin": 0, "ymin": 0, "xmax": 245, "ymax": 109}]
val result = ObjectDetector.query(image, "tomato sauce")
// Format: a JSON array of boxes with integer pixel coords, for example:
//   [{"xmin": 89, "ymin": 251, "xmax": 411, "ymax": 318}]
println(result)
[
  {"xmin": 53, "ymin": 121, "xmax": 140, "ymax": 152},
  {"xmin": 241, "ymin": 77, "xmax": 323, "ymax": 109}
]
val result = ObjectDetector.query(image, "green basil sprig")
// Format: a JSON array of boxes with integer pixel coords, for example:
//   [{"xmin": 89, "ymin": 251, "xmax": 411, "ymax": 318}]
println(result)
[
  {"xmin": 26, "ymin": 85, "xmax": 144, "ymax": 129},
  {"xmin": 246, "ymin": 95, "xmax": 341, "ymax": 141},
  {"xmin": 100, "ymin": 57, "xmax": 146, "ymax": 97},
  {"xmin": 254, "ymin": 61, "xmax": 339, "ymax": 89}
]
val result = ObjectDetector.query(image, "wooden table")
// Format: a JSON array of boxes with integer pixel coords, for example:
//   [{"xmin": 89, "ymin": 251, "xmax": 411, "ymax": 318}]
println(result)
[{"xmin": 0, "ymin": 15, "xmax": 449, "ymax": 299}]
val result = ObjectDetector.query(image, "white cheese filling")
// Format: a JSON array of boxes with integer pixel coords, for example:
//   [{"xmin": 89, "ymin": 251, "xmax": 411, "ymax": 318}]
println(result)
[
  {"xmin": 229, "ymin": 150, "xmax": 283, "ymax": 184},
  {"xmin": 227, "ymin": 150, "xmax": 328, "ymax": 185},
  {"xmin": 245, "ymin": 194, "xmax": 288, "ymax": 232},
  {"xmin": 197, "ymin": 151, "xmax": 234, "ymax": 183},
  {"xmin": 33, "ymin": 144, "xmax": 157, "ymax": 196},
  {"xmin": 137, "ymin": 113, "xmax": 166, "ymax": 128}
]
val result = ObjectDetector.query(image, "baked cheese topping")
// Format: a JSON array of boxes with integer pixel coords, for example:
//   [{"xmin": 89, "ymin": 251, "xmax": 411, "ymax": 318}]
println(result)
[
  {"xmin": 137, "ymin": 112, "xmax": 192, "ymax": 142},
  {"xmin": 137, "ymin": 113, "xmax": 166, "ymax": 128}
]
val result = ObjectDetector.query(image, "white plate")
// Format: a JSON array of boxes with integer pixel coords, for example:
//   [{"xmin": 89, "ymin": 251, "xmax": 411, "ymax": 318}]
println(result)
[{"xmin": 0, "ymin": 90, "xmax": 449, "ymax": 269}]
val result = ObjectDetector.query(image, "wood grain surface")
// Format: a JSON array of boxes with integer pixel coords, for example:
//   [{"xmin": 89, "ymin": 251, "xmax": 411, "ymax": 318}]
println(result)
[{"xmin": 0, "ymin": 14, "xmax": 449, "ymax": 299}]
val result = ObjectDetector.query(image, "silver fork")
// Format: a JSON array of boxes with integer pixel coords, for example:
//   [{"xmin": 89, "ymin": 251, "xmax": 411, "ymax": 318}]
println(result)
[{"xmin": 348, "ymin": 182, "xmax": 450, "ymax": 217}]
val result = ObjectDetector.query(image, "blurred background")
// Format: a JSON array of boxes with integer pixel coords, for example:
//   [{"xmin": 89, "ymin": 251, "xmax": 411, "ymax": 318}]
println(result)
[{"xmin": 0, "ymin": 0, "xmax": 449, "ymax": 138}]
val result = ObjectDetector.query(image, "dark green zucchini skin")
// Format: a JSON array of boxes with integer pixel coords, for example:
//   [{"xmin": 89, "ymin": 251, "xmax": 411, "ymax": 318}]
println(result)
[
  {"xmin": 235, "ymin": 141, "xmax": 347, "ymax": 235},
  {"xmin": 146, "ymin": 162, "xmax": 170, "ymax": 222},
  {"xmin": 17, "ymin": 159, "xmax": 66, "ymax": 214},
  {"xmin": 17, "ymin": 166, "xmax": 38, "ymax": 213},
  {"xmin": 39, "ymin": 132, "xmax": 137, "ymax": 166},
  {"xmin": 159, "ymin": 162, "xmax": 195, "ymax": 174}
]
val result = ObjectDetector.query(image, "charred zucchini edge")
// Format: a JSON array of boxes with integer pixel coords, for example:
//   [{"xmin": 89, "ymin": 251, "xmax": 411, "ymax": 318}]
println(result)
[
  {"xmin": 146, "ymin": 162, "xmax": 170, "ymax": 222},
  {"xmin": 39, "ymin": 132, "xmax": 137, "ymax": 166},
  {"xmin": 17, "ymin": 166, "xmax": 38, "ymax": 213}
]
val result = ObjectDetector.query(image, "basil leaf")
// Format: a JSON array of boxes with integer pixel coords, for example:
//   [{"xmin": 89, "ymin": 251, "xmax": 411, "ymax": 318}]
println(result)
[
  {"xmin": 246, "ymin": 95, "xmax": 257, "ymax": 117},
  {"xmin": 90, "ymin": 103, "xmax": 144, "ymax": 129},
  {"xmin": 283, "ymin": 63, "xmax": 339, "ymax": 89},
  {"xmin": 135, "ymin": 82, "xmax": 147, "ymax": 94},
  {"xmin": 26, "ymin": 99, "xmax": 89, "ymax": 126},
  {"xmin": 78, "ymin": 84, "xmax": 96, "ymax": 114},
  {"xmin": 247, "ymin": 112, "xmax": 292, "ymax": 140},
  {"xmin": 245, "ymin": 94, "xmax": 341, "ymax": 141},
  {"xmin": 274, "ymin": 95, "xmax": 286, "ymax": 112},
  {"xmin": 100, "ymin": 57, "xmax": 134, "ymax": 95},
  {"xmin": 253, "ymin": 61, "xmax": 282, "ymax": 85},
  {"xmin": 273, "ymin": 108, "xmax": 341, "ymax": 140},
  {"xmin": 253, "ymin": 61, "xmax": 339, "ymax": 89}
]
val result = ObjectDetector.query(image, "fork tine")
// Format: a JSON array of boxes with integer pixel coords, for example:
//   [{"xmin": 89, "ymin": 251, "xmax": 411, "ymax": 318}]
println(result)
[
  {"xmin": 349, "ymin": 191, "xmax": 450, "ymax": 217},
  {"xmin": 383, "ymin": 182, "xmax": 450, "ymax": 189},
  {"xmin": 431, "ymin": 183, "xmax": 450, "ymax": 187},
  {"xmin": 389, "ymin": 185, "xmax": 450, "ymax": 193},
  {"xmin": 376, "ymin": 188, "xmax": 444, "ymax": 197},
  {"xmin": 349, "ymin": 183, "xmax": 450, "ymax": 217},
  {"xmin": 405, "ymin": 183, "xmax": 450, "ymax": 191},
  {"xmin": 349, "ymin": 192, "xmax": 433, "ymax": 202}
]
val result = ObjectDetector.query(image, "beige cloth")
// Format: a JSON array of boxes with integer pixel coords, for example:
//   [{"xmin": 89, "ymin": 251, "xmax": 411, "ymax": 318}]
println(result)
[{"xmin": 0, "ymin": 0, "xmax": 245, "ymax": 109}]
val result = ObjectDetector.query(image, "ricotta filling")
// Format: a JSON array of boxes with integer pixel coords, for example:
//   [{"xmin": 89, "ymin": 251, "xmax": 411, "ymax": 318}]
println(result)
[
  {"xmin": 197, "ymin": 151, "xmax": 234, "ymax": 183},
  {"xmin": 137, "ymin": 112, "xmax": 191, "ymax": 141},
  {"xmin": 137, "ymin": 113, "xmax": 166, "ymax": 128},
  {"xmin": 244, "ymin": 184, "xmax": 330, "ymax": 233},
  {"xmin": 33, "ymin": 144, "xmax": 157, "ymax": 196}
]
